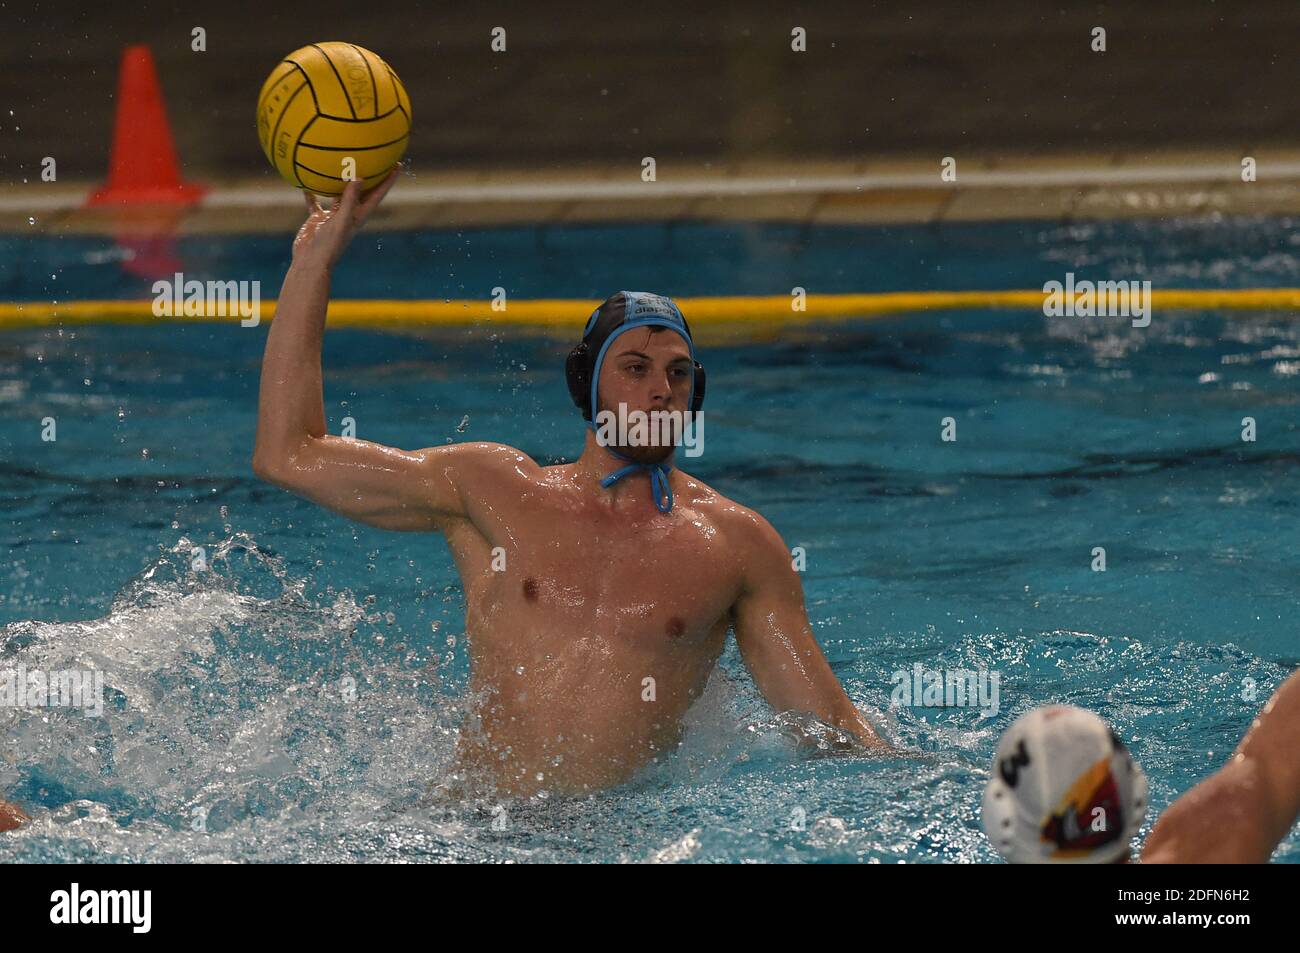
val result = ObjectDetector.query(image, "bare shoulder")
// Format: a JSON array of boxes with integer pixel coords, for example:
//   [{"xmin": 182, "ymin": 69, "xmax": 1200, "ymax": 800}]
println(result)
[
  {"xmin": 674, "ymin": 472, "xmax": 788, "ymax": 561},
  {"xmin": 414, "ymin": 441, "xmax": 544, "ymax": 526},
  {"xmin": 418, "ymin": 441, "xmax": 541, "ymax": 485}
]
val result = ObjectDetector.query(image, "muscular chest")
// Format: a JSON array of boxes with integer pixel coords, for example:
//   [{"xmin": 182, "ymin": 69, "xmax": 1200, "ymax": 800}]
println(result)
[{"xmin": 475, "ymin": 507, "xmax": 740, "ymax": 645}]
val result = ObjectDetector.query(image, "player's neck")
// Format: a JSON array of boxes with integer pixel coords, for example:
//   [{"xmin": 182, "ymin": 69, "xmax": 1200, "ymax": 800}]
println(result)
[{"xmin": 574, "ymin": 430, "xmax": 678, "ymax": 507}]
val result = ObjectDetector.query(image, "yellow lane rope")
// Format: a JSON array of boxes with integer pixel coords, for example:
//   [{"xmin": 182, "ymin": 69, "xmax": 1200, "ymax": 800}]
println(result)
[{"xmin": 0, "ymin": 289, "xmax": 1297, "ymax": 330}]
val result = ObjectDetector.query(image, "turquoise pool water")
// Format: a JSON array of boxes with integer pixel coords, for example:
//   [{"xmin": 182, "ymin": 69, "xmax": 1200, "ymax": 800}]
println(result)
[{"xmin": 1, "ymin": 216, "xmax": 1298, "ymax": 862}]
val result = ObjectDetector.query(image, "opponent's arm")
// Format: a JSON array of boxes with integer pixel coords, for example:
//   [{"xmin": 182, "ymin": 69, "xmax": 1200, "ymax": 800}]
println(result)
[
  {"xmin": 730, "ymin": 510, "xmax": 891, "ymax": 752},
  {"xmin": 0, "ymin": 800, "xmax": 27, "ymax": 833},
  {"xmin": 251, "ymin": 173, "xmax": 531, "ymax": 532},
  {"xmin": 1143, "ymin": 669, "xmax": 1300, "ymax": 863}
]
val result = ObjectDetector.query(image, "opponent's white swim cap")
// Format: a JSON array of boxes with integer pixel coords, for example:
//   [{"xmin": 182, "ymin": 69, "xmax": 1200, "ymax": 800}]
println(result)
[{"xmin": 982, "ymin": 704, "xmax": 1148, "ymax": 864}]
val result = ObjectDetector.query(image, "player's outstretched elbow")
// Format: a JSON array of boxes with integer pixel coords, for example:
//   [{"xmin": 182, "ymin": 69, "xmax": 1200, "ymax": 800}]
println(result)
[{"xmin": 251, "ymin": 450, "xmax": 294, "ymax": 487}]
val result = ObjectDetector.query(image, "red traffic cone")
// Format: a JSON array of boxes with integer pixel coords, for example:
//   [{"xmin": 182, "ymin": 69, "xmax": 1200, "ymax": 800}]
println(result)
[{"xmin": 88, "ymin": 45, "xmax": 206, "ymax": 206}]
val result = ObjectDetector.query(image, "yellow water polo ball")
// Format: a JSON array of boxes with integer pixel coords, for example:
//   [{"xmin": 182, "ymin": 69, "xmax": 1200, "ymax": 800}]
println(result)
[{"xmin": 257, "ymin": 41, "xmax": 410, "ymax": 195}]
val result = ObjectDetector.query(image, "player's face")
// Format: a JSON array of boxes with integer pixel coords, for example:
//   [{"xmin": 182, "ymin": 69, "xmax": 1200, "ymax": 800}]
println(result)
[
  {"xmin": 595, "ymin": 329, "xmax": 694, "ymax": 463},
  {"xmin": 597, "ymin": 328, "xmax": 693, "ymax": 417}
]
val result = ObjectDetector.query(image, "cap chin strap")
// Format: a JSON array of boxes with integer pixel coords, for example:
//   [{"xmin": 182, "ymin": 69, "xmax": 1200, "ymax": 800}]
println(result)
[{"xmin": 597, "ymin": 446, "xmax": 674, "ymax": 513}]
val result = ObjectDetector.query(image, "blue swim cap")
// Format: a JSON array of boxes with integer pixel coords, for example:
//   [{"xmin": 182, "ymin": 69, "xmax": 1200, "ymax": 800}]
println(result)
[
  {"xmin": 563, "ymin": 291, "xmax": 706, "ymax": 513},
  {"xmin": 565, "ymin": 291, "xmax": 703, "ymax": 422}
]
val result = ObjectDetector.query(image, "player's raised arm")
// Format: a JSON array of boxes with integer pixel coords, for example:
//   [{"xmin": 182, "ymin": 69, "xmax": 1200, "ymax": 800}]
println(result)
[
  {"xmin": 729, "ymin": 509, "xmax": 892, "ymax": 752},
  {"xmin": 251, "ymin": 174, "xmax": 532, "ymax": 533}
]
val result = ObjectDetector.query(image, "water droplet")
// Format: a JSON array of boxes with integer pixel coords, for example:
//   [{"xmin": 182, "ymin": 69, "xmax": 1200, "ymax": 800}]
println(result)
[
  {"xmin": 27, "ymin": 216, "xmax": 35, "ymax": 225},
  {"xmin": 456, "ymin": 415, "xmax": 470, "ymax": 433},
  {"xmin": 515, "ymin": 665, "xmax": 526, "ymax": 676}
]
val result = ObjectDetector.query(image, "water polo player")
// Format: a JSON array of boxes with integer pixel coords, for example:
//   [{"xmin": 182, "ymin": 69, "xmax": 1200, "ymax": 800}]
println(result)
[{"xmin": 249, "ymin": 176, "xmax": 891, "ymax": 797}]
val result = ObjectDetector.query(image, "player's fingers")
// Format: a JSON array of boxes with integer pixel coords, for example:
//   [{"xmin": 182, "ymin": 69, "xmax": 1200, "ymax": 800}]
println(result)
[
  {"xmin": 336, "ymin": 179, "xmax": 363, "ymax": 222},
  {"xmin": 358, "ymin": 166, "xmax": 400, "ymax": 217},
  {"xmin": 303, "ymin": 190, "xmax": 320, "ymax": 214}
]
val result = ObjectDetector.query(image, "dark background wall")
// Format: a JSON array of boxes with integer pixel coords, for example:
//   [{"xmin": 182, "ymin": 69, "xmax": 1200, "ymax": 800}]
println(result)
[{"xmin": 2, "ymin": 0, "xmax": 1296, "ymax": 183}]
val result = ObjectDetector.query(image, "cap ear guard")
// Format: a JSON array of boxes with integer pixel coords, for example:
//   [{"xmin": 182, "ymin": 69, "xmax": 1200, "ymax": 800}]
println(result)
[
  {"xmin": 566, "ymin": 342, "xmax": 594, "ymax": 421},
  {"xmin": 689, "ymin": 362, "xmax": 706, "ymax": 412}
]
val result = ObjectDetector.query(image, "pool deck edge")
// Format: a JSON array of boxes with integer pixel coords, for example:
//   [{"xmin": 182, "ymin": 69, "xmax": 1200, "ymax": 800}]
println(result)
[{"xmin": 4, "ymin": 150, "xmax": 1299, "ymax": 235}]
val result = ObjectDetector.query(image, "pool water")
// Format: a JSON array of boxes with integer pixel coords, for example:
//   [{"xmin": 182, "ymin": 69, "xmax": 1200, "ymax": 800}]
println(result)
[{"xmin": 1, "ymin": 216, "xmax": 1298, "ymax": 862}]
